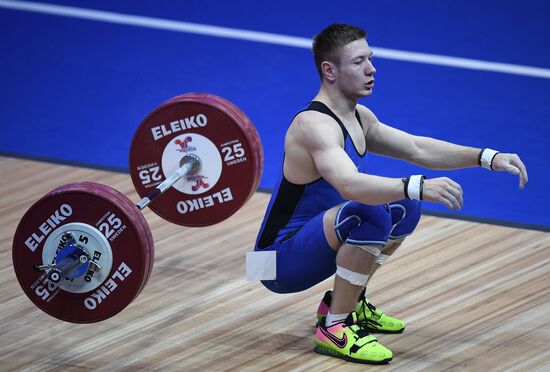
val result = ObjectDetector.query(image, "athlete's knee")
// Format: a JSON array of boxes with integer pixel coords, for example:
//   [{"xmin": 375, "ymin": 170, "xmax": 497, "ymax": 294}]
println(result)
[
  {"xmin": 388, "ymin": 199, "xmax": 421, "ymax": 241},
  {"xmin": 334, "ymin": 201, "xmax": 392, "ymax": 247},
  {"xmin": 374, "ymin": 240, "xmax": 401, "ymax": 265}
]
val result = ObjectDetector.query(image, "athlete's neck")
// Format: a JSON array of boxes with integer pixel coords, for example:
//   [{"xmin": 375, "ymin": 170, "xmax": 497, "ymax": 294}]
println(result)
[{"xmin": 314, "ymin": 85, "xmax": 358, "ymax": 119}]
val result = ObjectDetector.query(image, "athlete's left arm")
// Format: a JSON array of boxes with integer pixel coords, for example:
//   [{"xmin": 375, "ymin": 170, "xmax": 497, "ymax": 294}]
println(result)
[{"xmin": 359, "ymin": 105, "xmax": 528, "ymax": 188}]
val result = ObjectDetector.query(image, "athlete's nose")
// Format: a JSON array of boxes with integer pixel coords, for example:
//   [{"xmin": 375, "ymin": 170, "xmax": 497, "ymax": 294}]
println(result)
[{"xmin": 366, "ymin": 61, "xmax": 376, "ymax": 76}]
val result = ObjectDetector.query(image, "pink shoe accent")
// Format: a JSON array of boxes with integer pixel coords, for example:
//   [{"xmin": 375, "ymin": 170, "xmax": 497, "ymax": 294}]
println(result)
[
  {"xmin": 317, "ymin": 298, "xmax": 330, "ymax": 318},
  {"xmin": 315, "ymin": 323, "xmax": 348, "ymax": 348},
  {"xmin": 315, "ymin": 326, "xmax": 330, "ymax": 343}
]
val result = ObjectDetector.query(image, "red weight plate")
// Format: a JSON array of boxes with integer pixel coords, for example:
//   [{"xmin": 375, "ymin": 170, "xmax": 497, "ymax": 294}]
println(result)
[
  {"xmin": 175, "ymin": 94, "xmax": 264, "ymax": 207},
  {"xmin": 206, "ymin": 95, "xmax": 264, "ymax": 196},
  {"xmin": 70, "ymin": 183, "xmax": 154, "ymax": 296},
  {"xmin": 12, "ymin": 182, "xmax": 153, "ymax": 323},
  {"xmin": 130, "ymin": 93, "xmax": 264, "ymax": 227}
]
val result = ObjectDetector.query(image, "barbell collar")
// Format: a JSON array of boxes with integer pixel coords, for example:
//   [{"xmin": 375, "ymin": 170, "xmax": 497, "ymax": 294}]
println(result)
[{"xmin": 135, "ymin": 154, "xmax": 201, "ymax": 211}]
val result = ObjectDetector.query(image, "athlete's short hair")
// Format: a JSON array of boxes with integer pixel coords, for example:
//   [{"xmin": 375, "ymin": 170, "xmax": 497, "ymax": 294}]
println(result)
[{"xmin": 312, "ymin": 24, "xmax": 367, "ymax": 79}]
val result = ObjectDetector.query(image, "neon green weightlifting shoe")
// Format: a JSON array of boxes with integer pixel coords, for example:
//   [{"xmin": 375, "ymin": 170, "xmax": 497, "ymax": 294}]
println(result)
[
  {"xmin": 314, "ymin": 312, "xmax": 393, "ymax": 364},
  {"xmin": 316, "ymin": 289, "xmax": 405, "ymax": 334}
]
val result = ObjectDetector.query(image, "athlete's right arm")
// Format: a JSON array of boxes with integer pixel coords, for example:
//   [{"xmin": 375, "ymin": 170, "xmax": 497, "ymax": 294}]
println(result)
[{"xmin": 295, "ymin": 113, "xmax": 406, "ymax": 206}]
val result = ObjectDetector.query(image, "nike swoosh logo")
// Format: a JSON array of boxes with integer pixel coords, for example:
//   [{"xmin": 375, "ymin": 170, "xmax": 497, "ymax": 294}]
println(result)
[{"xmin": 320, "ymin": 327, "xmax": 348, "ymax": 348}]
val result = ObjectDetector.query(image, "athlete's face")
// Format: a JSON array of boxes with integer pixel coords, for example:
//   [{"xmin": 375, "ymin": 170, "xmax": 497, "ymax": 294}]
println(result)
[{"xmin": 334, "ymin": 39, "xmax": 376, "ymax": 98}]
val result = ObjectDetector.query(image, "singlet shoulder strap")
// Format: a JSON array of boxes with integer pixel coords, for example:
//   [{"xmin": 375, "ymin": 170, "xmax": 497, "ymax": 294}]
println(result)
[
  {"xmin": 294, "ymin": 101, "xmax": 364, "ymax": 142},
  {"xmin": 354, "ymin": 108, "xmax": 364, "ymax": 131},
  {"xmin": 303, "ymin": 101, "xmax": 347, "ymax": 140}
]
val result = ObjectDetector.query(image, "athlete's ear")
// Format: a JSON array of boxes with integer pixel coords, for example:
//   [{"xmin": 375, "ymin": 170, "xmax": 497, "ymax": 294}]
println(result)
[{"xmin": 321, "ymin": 60, "xmax": 337, "ymax": 83}]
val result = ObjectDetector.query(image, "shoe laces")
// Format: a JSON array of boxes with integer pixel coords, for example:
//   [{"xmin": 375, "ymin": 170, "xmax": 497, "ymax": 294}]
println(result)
[
  {"xmin": 366, "ymin": 302, "xmax": 379, "ymax": 316},
  {"xmin": 346, "ymin": 316, "xmax": 374, "ymax": 340},
  {"xmin": 350, "ymin": 324, "xmax": 371, "ymax": 338},
  {"xmin": 357, "ymin": 294, "xmax": 382, "ymax": 329},
  {"xmin": 347, "ymin": 321, "xmax": 378, "ymax": 353}
]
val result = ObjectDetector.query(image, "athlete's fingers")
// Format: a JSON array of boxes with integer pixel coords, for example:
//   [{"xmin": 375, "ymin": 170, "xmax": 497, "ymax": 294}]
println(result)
[
  {"xmin": 435, "ymin": 194, "xmax": 454, "ymax": 210},
  {"xmin": 442, "ymin": 178, "xmax": 463, "ymax": 207},
  {"xmin": 503, "ymin": 163, "xmax": 526, "ymax": 189},
  {"xmin": 513, "ymin": 157, "xmax": 528, "ymax": 189},
  {"xmin": 441, "ymin": 197, "xmax": 454, "ymax": 210},
  {"xmin": 443, "ymin": 190, "xmax": 462, "ymax": 210},
  {"xmin": 447, "ymin": 179, "xmax": 463, "ymax": 199},
  {"xmin": 452, "ymin": 187, "xmax": 463, "ymax": 208},
  {"xmin": 504, "ymin": 164, "xmax": 520, "ymax": 176}
]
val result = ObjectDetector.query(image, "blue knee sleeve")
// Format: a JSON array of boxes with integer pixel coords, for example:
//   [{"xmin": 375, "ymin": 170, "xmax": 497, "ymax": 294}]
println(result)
[
  {"xmin": 256, "ymin": 200, "xmax": 420, "ymax": 295},
  {"xmin": 334, "ymin": 201, "xmax": 392, "ymax": 246},
  {"xmin": 388, "ymin": 199, "xmax": 421, "ymax": 240}
]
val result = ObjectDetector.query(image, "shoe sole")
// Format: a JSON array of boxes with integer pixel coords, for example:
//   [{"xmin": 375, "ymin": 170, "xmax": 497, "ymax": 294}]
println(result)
[{"xmin": 313, "ymin": 343, "xmax": 392, "ymax": 365}]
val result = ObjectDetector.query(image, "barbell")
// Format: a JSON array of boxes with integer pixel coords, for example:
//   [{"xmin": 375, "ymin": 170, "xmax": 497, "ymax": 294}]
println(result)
[{"xmin": 12, "ymin": 93, "xmax": 264, "ymax": 323}]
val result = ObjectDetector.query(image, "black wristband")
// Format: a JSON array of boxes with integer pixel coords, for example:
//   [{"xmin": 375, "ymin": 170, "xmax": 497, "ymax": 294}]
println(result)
[
  {"xmin": 419, "ymin": 176, "xmax": 425, "ymax": 200},
  {"xmin": 477, "ymin": 148, "xmax": 485, "ymax": 166},
  {"xmin": 402, "ymin": 177, "xmax": 410, "ymax": 199}
]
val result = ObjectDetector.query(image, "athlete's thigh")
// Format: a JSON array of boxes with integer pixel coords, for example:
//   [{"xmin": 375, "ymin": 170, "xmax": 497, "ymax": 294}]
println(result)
[{"xmin": 261, "ymin": 211, "xmax": 337, "ymax": 294}]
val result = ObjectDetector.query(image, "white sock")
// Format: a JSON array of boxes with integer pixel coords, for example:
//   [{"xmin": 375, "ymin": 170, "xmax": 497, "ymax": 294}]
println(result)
[{"xmin": 325, "ymin": 311, "xmax": 348, "ymax": 327}]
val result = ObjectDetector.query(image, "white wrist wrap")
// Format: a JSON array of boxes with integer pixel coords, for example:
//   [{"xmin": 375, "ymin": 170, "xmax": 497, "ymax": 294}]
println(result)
[
  {"xmin": 480, "ymin": 148, "xmax": 499, "ymax": 170},
  {"xmin": 407, "ymin": 175, "xmax": 424, "ymax": 200}
]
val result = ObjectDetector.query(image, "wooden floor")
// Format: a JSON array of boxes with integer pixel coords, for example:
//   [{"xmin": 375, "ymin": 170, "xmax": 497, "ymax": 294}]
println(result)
[{"xmin": 1, "ymin": 156, "xmax": 549, "ymax": 371}]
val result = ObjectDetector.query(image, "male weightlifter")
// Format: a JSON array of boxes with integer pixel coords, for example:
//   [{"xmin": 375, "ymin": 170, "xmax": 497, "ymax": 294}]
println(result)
[{"xmin": 254, "ymin": 24, "xmax": 528, "ymax": 364}]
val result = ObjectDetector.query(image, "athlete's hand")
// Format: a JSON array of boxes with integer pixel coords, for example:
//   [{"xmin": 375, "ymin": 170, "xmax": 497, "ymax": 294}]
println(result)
[
  {"xmin": 422, "ymin": 177, "xmax": 463, "ymax": 210},
  {"xmin": 491, "ymin": 153, "xmax": 528, "ymax": 189}
]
